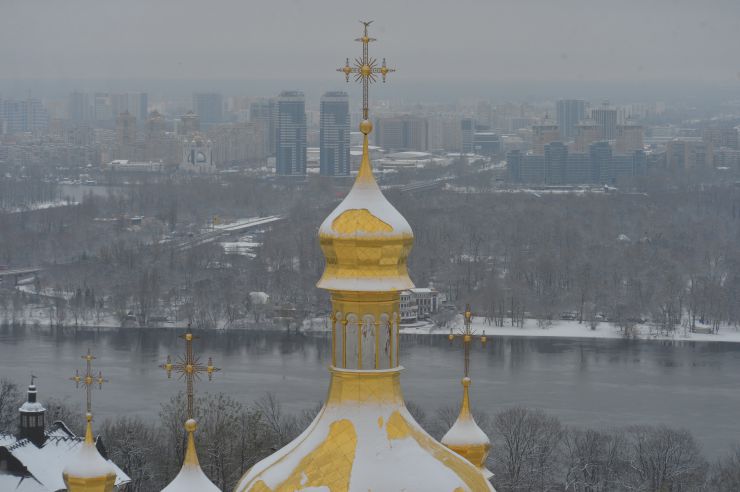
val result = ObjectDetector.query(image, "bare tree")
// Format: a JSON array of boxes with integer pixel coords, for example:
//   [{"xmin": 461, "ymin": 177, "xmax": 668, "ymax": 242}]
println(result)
[
  {"xmin": 0, "ymin": 378, "xmax": 21, "ymax": 433},
  {"xmin": 491, "ymin": 407, "xmax": 563, "ymax": 492}
]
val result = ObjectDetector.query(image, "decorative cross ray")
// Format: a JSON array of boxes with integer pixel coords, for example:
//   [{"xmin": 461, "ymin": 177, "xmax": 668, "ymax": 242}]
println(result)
[
  {"xmin": 448, "ymin": 304, "xmax": 488, "ymax": 378},
  {"xmin": 69, "ymin": 348, "xmax": 108, "ymax": 415},
  {"xmin": 337, "ymin": 20, "xmax": 396, "ymax": 120},
  {"xmin": 160, "ymin": 325, "xmax": 220, "ymax": 420}
]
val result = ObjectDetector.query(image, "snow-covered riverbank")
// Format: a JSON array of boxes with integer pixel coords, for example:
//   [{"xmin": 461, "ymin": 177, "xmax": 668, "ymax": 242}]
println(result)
[
  {"xmin": 305, "ymin": 316, "xmax": 740, "ymax": 344},
  {"xmin": 7, "ymin": 307, "xmax": 740, "ymax": 344}
]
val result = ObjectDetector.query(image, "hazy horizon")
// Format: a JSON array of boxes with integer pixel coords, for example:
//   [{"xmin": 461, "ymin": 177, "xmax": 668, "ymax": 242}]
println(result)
[{"xmin": 2, "ymin": 0, "xmax": 739, "ymax": 94}]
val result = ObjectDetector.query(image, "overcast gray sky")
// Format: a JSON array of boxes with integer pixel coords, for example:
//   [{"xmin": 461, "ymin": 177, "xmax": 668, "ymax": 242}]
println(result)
[{"xmin": 1, "ymin": 0, "xmax": 739, "ymax": 83}]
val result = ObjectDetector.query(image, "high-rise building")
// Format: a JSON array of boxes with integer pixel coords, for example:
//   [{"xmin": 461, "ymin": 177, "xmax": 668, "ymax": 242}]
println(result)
[
  {"xmin": 250, "ymin": 98, "xmax": 277, "ymax": 156},
  {"xmin": 93, "ymin": 93, "xmax": 112, "ymax": 121},
  {"xmin": 0, "ymin": 98, "xmax": 49, "ymax": 134},
  {"xmin": 208, "ymin": 122, "xmax": 266, "ymax": 166},
  {"xmin": 192, "ymin": 93, "xmax": 224, "ymax": 127},
  {"xmin": 566, "ymin": 152, "xmax": 591, "ymax": 183},
  {"xmin": 703, "ymin": 127, "xmax": 738, "ymax": 150},
  {"xmin": 589, "ymin": 141, "xmax": 612, "ymax": 183},
  {"xmin": 574, "ymin": 118, "xmax": 601, "ymax": 152},
  {"xmin": 375, "ymin": 116, "xmax": 428, "ymax": 151},
  {"xmin": 179, "ymin": 111, "xmax": 200, "ymax": 136},
  {"xmin": 129, "ymin": 92, "xmax": 148, "ymax": 122},
  {"xmin": 666, "ymin": 138, "xmax": 713, "ymax": 169},
  {"xmin": 615, "ymin": 122, "xmax": 644, "ymax": 153},
  {"xmin": 68, "ymin": 91, "xmax": 91, "ymax": 122},
  {"xmin": 145, "ymin": 110, "xmax": 166, "ymax": 140},
  {"xmin": 591, "ymin": 105, "xmax": 618, "ymax": 140},
  {"xmin": 544, "ymin": 141, "xmax": 568, "ymax": 184},
  {"xmin": 461, "ymin": 118, "xmax": 475, "ymax": 154},
  {"xmin": 531, "ymin": 122, "xmax": 559, "ymax": 154},
  {"xmin": 115, "ymin": 111, "xmax": 137, "ymax": 147},
  {"xmin": 109, "ymin": 92, "xmax": 148, "ymax": 122},
  {"xmin": 276, "ymin": 91, "xmax": 307, "ymax": 176},
  {"xmin": 473, "ymin": 132, "xmax": 501, "ymax": 157},
  {"xmin": 319, "ymin": 91, "xmax": 350, "ymax": 176},
  {"xmin": 427, "ymin": 116, "xmax": 462, "ymax": 152},
  {"xmin": 520, "ymin": 154, "xmax": 545, "ymax": 183},
  {"xmin": 507, "ymin": 150, "xmax": 522, "ymax": 182},
  {"xmin": 556, "ymin": 99, "xmax": 586, "ymax": 139}
]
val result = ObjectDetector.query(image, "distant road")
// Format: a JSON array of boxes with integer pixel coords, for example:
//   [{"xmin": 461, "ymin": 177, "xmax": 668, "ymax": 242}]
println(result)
[{"xmin": 174, "ymin": 215, "xmax": 283, "ymax": 251}]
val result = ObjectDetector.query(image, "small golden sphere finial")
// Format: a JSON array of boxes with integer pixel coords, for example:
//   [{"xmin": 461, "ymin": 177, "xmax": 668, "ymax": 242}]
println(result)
[
  {"xmin": 185, "ymin": 418, "xmax": 197, "ymax": 433},
  {"xmin": 86, "ymin": 412, "xmax": 93, "ymax": 423},
  {"xmin": 360, "ymin": 119, "xmax": 373, "ymax": 135}
]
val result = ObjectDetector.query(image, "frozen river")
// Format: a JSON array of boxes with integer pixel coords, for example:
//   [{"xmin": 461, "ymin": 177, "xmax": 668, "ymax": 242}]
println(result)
[{"xmin": 1, "ymin": 325, "xmax": 738, "ymax": 458}]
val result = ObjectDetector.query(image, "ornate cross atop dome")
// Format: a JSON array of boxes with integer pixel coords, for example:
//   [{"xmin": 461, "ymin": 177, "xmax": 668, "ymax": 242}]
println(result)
[{"xmin": 338, "ymin": 20, "xmax": 395, "ymax": 121}]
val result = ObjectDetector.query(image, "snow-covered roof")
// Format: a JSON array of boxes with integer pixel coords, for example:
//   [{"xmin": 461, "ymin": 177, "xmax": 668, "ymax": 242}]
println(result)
[
  {"xmin": 0, "ymin": 425, "xmax": 130, "ymax": 491},
  {"xmin": 0, "ymin": 474, "xmax": 47, "ymax": 492},
  {"xmin": 18, "ymin": 402, "xmax": 45, "ymax": 413}
]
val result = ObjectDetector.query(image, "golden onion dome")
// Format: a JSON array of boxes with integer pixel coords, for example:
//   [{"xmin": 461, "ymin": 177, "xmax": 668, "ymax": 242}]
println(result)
[
  {"xmin": 62, "ymin": 413, "xmax": 117, "ymax": 492},
  {"xmin": 161, "ymin": 419, "xmax": 220, "ymax": 492},
  {"xmin": 442, "ymin": 377, "xmax": 493, "ymax": 480},
  {"xmin": 316, "ymin": 120, "xmax": 414, "ymax": 292}
]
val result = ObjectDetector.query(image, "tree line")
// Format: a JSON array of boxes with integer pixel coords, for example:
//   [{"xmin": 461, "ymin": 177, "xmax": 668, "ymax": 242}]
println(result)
[{"xmin": 1, "ymin": 378, "xmax": 738, "ymax": 491}]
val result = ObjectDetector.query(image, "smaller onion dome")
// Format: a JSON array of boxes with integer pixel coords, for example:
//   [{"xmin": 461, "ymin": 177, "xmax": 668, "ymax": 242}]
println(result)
[
  {"xmin": 317, "ymin": 120, "xmax": 414, "ymax": 292},
  {"xmin": 161, "ymin": 419, "xmax": 220, "ymax": 492},
  {"xmin": 442, "ymin": 377, "xmax": 493, "ymax": 480},
  {"xmin": 63, "ymin": 413, "xmax": 117, "ymax": 492}
]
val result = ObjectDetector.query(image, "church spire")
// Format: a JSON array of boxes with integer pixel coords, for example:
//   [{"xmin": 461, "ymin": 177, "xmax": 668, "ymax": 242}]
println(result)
[
  {"xmin": 18, "ymin": 375, "xmax": 46, "ymax": 447},
  {"xmin": 442, "ymin": 305, "xmax": 494, "ymax": 480},
  {"xmin": 235, "ymin": 22, "xmax": 494, "ymax": 492},
  {"xmin": 62, "ymin": 349, "xmax": 117, "ymax": 492},
  {"xmin": 160, "ymin": 327, "xmax": 221, "ymax": 492}
]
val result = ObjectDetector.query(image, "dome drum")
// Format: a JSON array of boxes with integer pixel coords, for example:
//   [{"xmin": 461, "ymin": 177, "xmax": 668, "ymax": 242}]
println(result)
[{"xmin": 330, "ymin": 291, "xmax": 400, "ymax": 370}]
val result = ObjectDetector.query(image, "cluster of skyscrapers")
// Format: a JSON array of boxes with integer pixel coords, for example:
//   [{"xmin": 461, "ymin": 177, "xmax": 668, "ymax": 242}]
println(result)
[
  {"xmin": 508, "ymin": 99, "xmax": 647, "ymax": 185},
  {"xmin": 250, "ymin": 90, "xmax": 351, "ymax": 177}
]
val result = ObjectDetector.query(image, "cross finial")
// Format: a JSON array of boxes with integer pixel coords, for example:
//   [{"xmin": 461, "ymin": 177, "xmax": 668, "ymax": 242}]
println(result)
[
  {"xmin": 69, "ymin": 348, "xmax": 107, "ymax": 416},
  {"xmin": 337, "ymin": 20, "xmax": 396, "ymax": 122},
  {"xmin": 160, "ymin": 324, "xmax": 220, "ymax": 420},
  {"xmin": 448, "ymin": 304, "xmax": 488, "ymax": 378}
]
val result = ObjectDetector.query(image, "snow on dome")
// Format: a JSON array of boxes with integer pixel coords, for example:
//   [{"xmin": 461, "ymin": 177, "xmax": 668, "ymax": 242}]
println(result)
[
  {"xmin": 63, "ymin": 415, "xmax": 116, "ymax": 481},
  {"xmin": 161, "ymin": 419, "xmax": 221, "ymax": 492},
  {"xmin": 235, "ymin": 368, "xmax": 493, "ymax": 492},
  {"xmin": 316, "ymin": 133, "xmax": 415, "ymax": 293},
  {"xmin": 318, "ymin": 169, "xmax": 412, "ymax": 239},
  {"xmin": 19, "ymin": 401, "xmax": 45, "ymax": 413},
  {"xmin": 441, "ymin": 378, "xmax": 494, "ymax": 481}
]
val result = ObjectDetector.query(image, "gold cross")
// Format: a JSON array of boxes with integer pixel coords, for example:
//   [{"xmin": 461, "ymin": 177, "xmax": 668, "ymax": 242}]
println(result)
[
  {"xmin": 337, "ymin": 20, "xmax": 396, "ymax": 120},
  {"xmin": 160, "ymin": 325, "xmax": 220, "ymax": 420},
  {"xmin": 448, "ymin": 304, "xmax": 488, "ymax": 378},
  {"xmin": 69, "ymin": 348, "xmax": 108, "ymax": 415}
]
